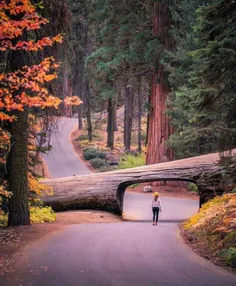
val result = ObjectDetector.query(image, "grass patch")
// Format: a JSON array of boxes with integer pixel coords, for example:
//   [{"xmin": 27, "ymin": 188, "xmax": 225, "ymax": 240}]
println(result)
[{"xmin": 118, "ymin": 154, "xmax": 145, "ymax": 169}]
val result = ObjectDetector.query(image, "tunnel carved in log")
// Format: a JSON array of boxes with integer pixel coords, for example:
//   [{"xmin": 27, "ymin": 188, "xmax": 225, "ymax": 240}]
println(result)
[{"xmin": 41, "ymin": 151, "xmax": 232, "ymax": 215}]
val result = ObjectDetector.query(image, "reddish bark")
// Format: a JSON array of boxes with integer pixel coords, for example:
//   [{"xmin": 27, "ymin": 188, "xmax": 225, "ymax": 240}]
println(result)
[{"xmin": 146, "ymin": 1, "xmax": 174, "ymax": 165}]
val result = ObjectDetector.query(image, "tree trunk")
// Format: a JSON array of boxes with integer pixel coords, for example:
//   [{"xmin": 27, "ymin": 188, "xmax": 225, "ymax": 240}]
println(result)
[
  {"xmin": 7, "ymin": 110, "xmax": 30, "ymax": 226},
  {"xmin": 137, "ymin": 77, "xmax": 142, "ymax": 153},
  {"xmin": 145, "ymin": 87, "xmax": 151, "ymax": 147},
  {"xmin": 124, "ymin": 85, "xmax": 134, "ymax": 151},
  {"xmin": 78, "ymin": 105, "xmax": 83, "ymax": 130},
  {"xmin": 107, "ymin": 98, "xmax": 114, "ymax": 150},
  {"xmin": 62, "ymin": 67, "xmax": 69, "ymax": 116},
  {"xmin": 41, "ymin": 150, "xmax": 232, "ymax": 215},
  {"xmin": 85, "ymin": 80, "xmax": 92, "ymax": 141},
  {"xmin": 7, "ymin": 40, "xmax": 30, "ymax": 226},
  {"xmin": 113, "ymin": 100, "xmax": 118, "ymax": 132},
  {"xmin": 146, "ymin": 1, "xmax": 174, "ymax": 164}
]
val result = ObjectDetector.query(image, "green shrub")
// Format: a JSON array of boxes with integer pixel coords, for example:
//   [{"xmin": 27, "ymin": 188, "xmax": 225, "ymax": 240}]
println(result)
[
  {"xmin": 90, "ymin": 158, "xmax": 107, "ymax": 169},
  {"xmin": 220, "ymin": 247, "xmax": 236, "ymax": 268},
  {"xmin": 118, "ymin": 154, "xmax": 145, "ymax": 169},
  {"xmin": 188, "ymin": 182, "xmax": 198, "ymax": 193},
  {"xmin": 83, "ymin": 147, "xmax": 105, "ymax": 160},
  {"xmin": 222, "ymin": 230, "xmax": 236, "ymax": 248}
]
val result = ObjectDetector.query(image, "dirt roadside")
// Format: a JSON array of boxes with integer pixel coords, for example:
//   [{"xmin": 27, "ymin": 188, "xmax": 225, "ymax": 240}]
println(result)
[{"xmin": 0, "ymin": 210, "xmax": 121, "ymax": 277}]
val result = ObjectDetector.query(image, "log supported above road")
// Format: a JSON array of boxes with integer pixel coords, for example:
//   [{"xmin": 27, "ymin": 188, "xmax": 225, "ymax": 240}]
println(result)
[{"xmin": 42, "ymin": 151, "xmax": 234, "ymax": 215}]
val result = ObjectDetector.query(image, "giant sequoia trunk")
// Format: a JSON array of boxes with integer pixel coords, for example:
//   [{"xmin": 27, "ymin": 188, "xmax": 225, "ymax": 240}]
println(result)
[
  {"xmin": 124, "ymin": 85, "xmax": 134, "ymax": 151},
  {"xmin": 42, "ymin": 151, "xmax": 233, "ymax": 214},
  {"xmin": 146, "ymin": 2, "xmax": 173, "ymax": 164},
  {"xmin": 7, "ymin": 45, "xmax": 30, "ymax": 226}
]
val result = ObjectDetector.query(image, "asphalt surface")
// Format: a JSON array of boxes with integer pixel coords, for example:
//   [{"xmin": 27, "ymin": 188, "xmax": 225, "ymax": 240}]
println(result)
[
  {"xmin": 124, "ymin": 192, "xmax": 198, "ymax": 222},
  {"xmin": 3, "ymin": 222, "xmax": 236, "ymax": 286},
  {"xmin": 2, "ymin": 117, "xmax": 235, "ymax": 285},
  {"xmin": 41, "ymin": 117, "xmax": 91, "ymax": 177}
]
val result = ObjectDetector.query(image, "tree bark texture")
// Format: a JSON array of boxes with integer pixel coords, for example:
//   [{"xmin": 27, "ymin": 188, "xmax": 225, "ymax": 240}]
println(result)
[
  {"xmin": 113, "ymin": 100, "xmax": 118, "ymax": 132},
  {"xmin": 75, "ymin": 54, "xmax": 84, "ymax": 130},
  {"xmin": 7, "ymin": 110, "xmax": 30, "ymax": 226},
  {"xmin": 77, "ymin": 104, "xmax": 83, "ymax": 129},
  {"xmin": 146, "ymin": 1, "xmax": 174, "ymax": 164},
  {"xmin": 124, "ymin": 86, "xmax": 134, "ymax": 151},
  {"xmin": 6, "ymin": 30, "xmax": 31, "ymax": 226},
  {"xmin": 84, "ymin": 79, "xmax": 93, "ymax": 141},
  {"xmin": 42, "ymin": 151, "xmax": 234, "ymax": 215},
  {"xmin": 107, "ymin": 98, "xmax": 115, "ymax": 149},
  {"xmin": 137, "ymin": 77, "xmax": 142, "ymax": 153}
]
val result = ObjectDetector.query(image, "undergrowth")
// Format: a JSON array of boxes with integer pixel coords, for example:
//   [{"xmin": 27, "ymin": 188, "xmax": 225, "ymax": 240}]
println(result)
[
  {"xmin": 118, "ymin": 154, "xmax": 145, "ymax": 169},
  {"xmin": 184, "ymin": 194, "xmax": 236, "ymax": 268},
  {"xmin": 0, "ymin": 206, "xmax": 56, "ymax": 226}
]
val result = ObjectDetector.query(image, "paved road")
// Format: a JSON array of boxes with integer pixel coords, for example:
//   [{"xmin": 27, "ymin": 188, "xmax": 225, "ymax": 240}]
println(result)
[
  {"xmin": 124, "ymin": 192, "xmax": 198, "ymax": 222},
  {"xmin": 41, "ymin": 117, "xmax": 91, "ymax": 178},
  {"xmin": 3, "ymin": 222, "xmax": 236, "ymax": 286},
  {"xmin": 2, "ymin": 117, "xmax": 234, "ymax": 285}
]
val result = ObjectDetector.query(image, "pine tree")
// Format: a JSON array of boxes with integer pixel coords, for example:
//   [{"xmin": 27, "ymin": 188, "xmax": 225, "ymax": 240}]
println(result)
[{"xmin": 167, "ymin": 0, "xmax": 236, "ymax": 158}]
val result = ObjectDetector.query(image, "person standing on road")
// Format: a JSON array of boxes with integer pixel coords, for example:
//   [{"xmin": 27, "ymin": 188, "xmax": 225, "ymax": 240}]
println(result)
[{"xmin": 152, "ymin": 192, "xmax": 162, "ymax": 225}]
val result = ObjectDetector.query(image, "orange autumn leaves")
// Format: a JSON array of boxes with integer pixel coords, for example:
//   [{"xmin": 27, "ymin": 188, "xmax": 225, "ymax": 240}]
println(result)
[{"xmin": 0, "ymin": 0, "xmax": 82, "ymax": 122}]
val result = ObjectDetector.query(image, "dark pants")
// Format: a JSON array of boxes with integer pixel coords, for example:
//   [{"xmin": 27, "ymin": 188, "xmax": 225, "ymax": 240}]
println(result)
[{"xmin": 152, "ymin": 207, "xmax": 160, "ymax": 223}]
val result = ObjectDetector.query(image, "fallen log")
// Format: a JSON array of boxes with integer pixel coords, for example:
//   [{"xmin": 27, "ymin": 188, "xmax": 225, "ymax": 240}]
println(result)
[{"xmin": 41, "ymin": 151, "xmax": 233, "ymax": 215}]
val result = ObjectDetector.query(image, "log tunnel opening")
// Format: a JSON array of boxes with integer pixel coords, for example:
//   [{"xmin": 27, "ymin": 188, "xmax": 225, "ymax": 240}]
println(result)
[{"xmin": 117, "ymin": 179, "xmax": 200, "ymax": 221}]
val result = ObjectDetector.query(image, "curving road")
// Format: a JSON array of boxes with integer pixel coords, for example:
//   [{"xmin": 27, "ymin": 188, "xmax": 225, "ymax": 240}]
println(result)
[
  {"xmin": 41, "ymin": 117, "xmax": 91, "ymax": 178},
  {"xmin": 2, "ymin": 117, "xmax": 235, "ymax": 286}
]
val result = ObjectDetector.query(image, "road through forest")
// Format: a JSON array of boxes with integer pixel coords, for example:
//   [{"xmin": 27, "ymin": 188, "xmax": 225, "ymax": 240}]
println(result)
[{"xmin": 2, "ymin": 117, "xmax": 235, "ymax": 286}]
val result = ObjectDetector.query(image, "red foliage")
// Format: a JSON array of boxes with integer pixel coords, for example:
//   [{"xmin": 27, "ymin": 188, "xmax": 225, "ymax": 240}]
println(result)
[{"xmin": 0, "ymin": 0, "xmax": 81, "ymax": 122}]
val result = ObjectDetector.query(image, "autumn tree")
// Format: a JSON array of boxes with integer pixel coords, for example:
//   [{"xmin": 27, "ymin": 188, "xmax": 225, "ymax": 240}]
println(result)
[{"xmin": 0, "ymin": 0, "xmax": 80, "ymax": 226}]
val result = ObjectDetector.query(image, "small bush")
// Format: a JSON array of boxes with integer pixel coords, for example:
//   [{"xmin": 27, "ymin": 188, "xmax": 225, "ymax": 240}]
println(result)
[
  {"xmin": 0, "ymin": 206, "xmax": 56, "ymax": 226},
  {"xmin": 220, "ymin": 247, "xmax": 236, "ymax": 268},
  {"xmin": 83, "ymin": 147, "xmax": 105, "ymax": 160},
  {"xmin": 90, "ymin": 158, "xmax": 107, "ymax": 169},
  {"xmin": 30, "ymin": 206, "xmax": 56, "ymax": 223},
  {"xmin": 118, "ymin": 154, "xmax": 145, "ymax": 169},
  {"xmin": 83, "ymin": 147, "xmax": 98, "ymax": 160},
  {"xmin": 188, "ymin": 182, "xmax": 198, "ymax": 193}
]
